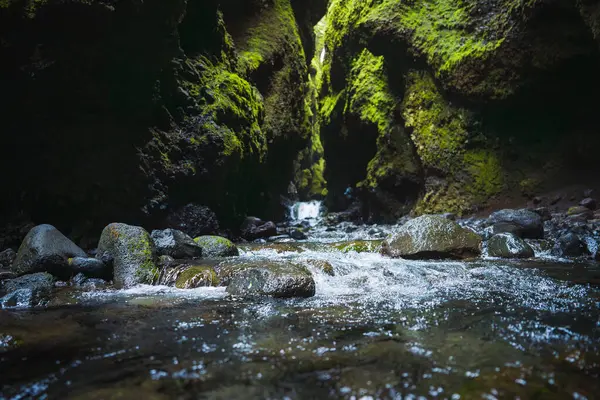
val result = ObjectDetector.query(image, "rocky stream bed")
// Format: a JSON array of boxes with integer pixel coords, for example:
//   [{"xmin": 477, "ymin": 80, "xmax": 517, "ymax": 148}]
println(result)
[{"xmin": 1, "ymin": 202, "xmax": 600, "ymax": 399}]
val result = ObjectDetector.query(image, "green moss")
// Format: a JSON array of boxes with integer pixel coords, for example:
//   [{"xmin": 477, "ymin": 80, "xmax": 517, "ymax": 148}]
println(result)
[
  {"xmin": 175, "ymin": 266, "xmax": 218, "ymax": 289},
  {"xmin": 463, "ymin": 149, "xmax": 504, "ymax": 200},
  {"xmin": 402, "ymin": 71, "xmax": 470, "ymax": 173},
  {"xmin": 519, "ymin": 177, "xmax": 542, "ymax": 198},
  {"xmin": 193, "ymin": 235, "xmax": 239, "ymax": 257},
  {"xmin": 123, "ymin": 230, "xmax": 159, "ymax": 285},
  {"xmin": 331, "ymin": 240, "xmax": 383, "ymax": 253}
]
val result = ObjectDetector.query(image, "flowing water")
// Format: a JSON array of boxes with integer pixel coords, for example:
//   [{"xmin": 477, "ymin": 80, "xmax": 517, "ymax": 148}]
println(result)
[{"xmin": 1, "ymin": 210, "xmax": 600, "ymax": 399}]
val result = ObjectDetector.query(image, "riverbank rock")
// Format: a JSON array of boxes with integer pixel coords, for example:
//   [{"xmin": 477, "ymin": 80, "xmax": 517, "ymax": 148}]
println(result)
[
  {"xmin": 1, "ymin": 272, "xmax": 55, "ymax": 308},
  {"xmin": 567, "ymin": 206, "xmax": 593, "ymax": 220},
  {"xmin": 486, "ymin": 233, "xmax": 534, "ymax": 259},
  {"xmin": 489, "ymin": 209, "xmax": 544, "ymax": 239},
  {"xmin": 166, "ymin": 204, "xmax": 219, "ymax": 238},
  {"xmin": 174, "ymin": 266, "xmax": 219, "ymax": 289},
  {"xmin": 381, "ymin": 215, "xmax": 481, "ymax": 259},
  {"xmin": 12, "ymin": 224, "xmax": 87, "ymax": 278},
  {"xmin": 97, "ymin": 223, "xmax": 158, "ymax": 288},
  {"xmin": 218, "ymin": 259, "xmax": 315, "ymax": 298},
  {"xmin": 240, "ymin": 217, "xmax": 277, "ymax": 240},
  {"xmin": 193, "ymin": 236, "xmax": 239, "ymax": 257},
  {"xmin": 580, "ymin": 198, "xmax": 597, "ymax": 210},
  {"xmin": 67, "ymin": 257, "xmax": 111, "ymax": 280},
  {"xmin": 151, "ymin": 229, "xmax": 202, "ymax": 259},
  {"xmin": 552, "ymin": 233, "xmax": 590, "ymax": 258}
]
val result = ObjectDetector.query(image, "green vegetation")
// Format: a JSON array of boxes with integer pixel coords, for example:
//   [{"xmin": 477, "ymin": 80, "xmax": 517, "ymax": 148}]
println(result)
[{"xmin": 175, "ymin": 266, "xmax": 219, "ymax": 289}]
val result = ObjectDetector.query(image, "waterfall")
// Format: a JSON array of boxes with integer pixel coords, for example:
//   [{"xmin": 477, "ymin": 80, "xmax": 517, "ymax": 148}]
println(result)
[{"xmin": 289, "ymin": 201, "xmax": 323, "ymax": 224}]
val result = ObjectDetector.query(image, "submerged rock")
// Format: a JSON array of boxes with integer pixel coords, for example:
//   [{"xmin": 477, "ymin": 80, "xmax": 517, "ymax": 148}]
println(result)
[
  {"xmin": 489, "ymin": 209, "xmax": 544, "ymax": 239},
  {"xmin": 552, "ymin": 233, "xmax": 590, "ymax": 258},
  {"xmin": 381, "ymin": 215, "xmax": 481, "ymax": 259},
  {"xmin": 193, "ymin": 236, "xmax": 239, "ymax": 257},
  {"xmin": 166, "ymin": 204, "xmax": 219, "ymax": 238},
  {"xmin": 240, "ymin": 217, "xmax": 277, "ymax": 240},
  {"xmin": 97, "ymin": 223, "xmax": 158, "ymax": 288},
  {"xmin": 486, "ymin": 233, "xmax": 534, "ymax": 259},
  {"xmin": 305, "ymin": 259, "xmax": 335, "ymax": 276},
  {"xmin": 12, "ymin": 224, "xmax": 87, "ymax": 278},
  {"xmin": 175, "ymin": 266, "xmax": 218, "ymax": 289},
  {"xmin": 151, "ymin": 229, "xmax": 202, "ymax": 259},
  {"xmin": 1, "ymin": 272, "xmax": 54, "ymax": 308}
]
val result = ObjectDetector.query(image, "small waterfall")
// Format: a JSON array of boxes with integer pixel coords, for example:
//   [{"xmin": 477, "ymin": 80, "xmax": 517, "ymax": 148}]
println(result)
[{"xmin": 289, "ymin": 201, "xmax": 323, "ymax": 224}]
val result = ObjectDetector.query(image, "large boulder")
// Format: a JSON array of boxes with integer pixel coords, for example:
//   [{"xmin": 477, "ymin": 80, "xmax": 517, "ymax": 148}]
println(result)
[
  {"xmin": 193, "ymin": 236, "xmax": 239, "ymax": 258},
  {"xmin": 96, "ymin": 223, "xmax": 158, "ymax": 288},
  {"xmin": 1, "ymin": 272, "xmax": 55, "ymax": 308},
  {"xmin": 240, "ymin": 217, "xmax": 277, "ymax": 240},
  {"xmin": 552, "ymin": 233, "xmax": 590, "ymax": 258},
  {"xmin": 12, "ymin": 224, "xmax": 87, "ymax": 278},
  {"xmin": 218, "ymin": 259, "xmax": 315, "ymax": 298},
  {"xmin": 489, "ymin": 209, "xmax": 544, "ymax": 239},
  {"xmin": 151, "ymin": 229, "xmax": 202, "ymax": 259},
  {"xmin": 381, "ymin": 215, "xmax": 482, "ymax": 259},
  {"xmin": 166, "ymin": 204, "xmax": 219, "ymax": 238},
  {"xmin": 486, "ymin": 233, "xmax": 534, "ymax": 259}
]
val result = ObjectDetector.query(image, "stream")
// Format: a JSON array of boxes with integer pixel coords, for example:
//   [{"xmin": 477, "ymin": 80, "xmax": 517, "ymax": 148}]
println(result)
[{"xmin": 1, "ymin": 205, "xmax": 600, "ymax": 399}]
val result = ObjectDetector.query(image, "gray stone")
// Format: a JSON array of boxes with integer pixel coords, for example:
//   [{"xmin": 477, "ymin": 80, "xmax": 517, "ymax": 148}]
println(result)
[
  {"xmin": 489, "ymin": 209, "xmax": 544, "ymax": 239},
  {"xmin": 0, "ymin": 248, "xmax": 16, "ymax": 268},
  {"xmin": 1, "ymin": 272, "xmax": 54, "ymax": 308},
  {"xmin": 194, "ymin": 236, "xmax": 239, "ymax": 258},
  {"xmin": 552, "ymin": 233, "xmax": 590, "ymax": 258},
  {"xmin": 580, "ymin": 198, "xmax": 597, "ymax": 210},
  {"xmin": 240, "ymin": 217, "xmax": 277, "ymax": 240},
  {"xmin": 223, "ymin": 260, "xmax": 315, "ymax": 298},
  {"xmin": 12, "ymin": 224, "xmax": 87, "ymax": 278},
  {"xmin": 68, "ymin": 257, "xmax": 111, "ymax": 280},
  {"xmin": 381, "ymin": 215, "xmax": 482, "ymax": 259},
  {"xmin": 486, "ymin": 233, "xmax": 534, "ymax": 259},
  {"xmin": 97, "ymin": 223, "xmax": 158, "ymax": 288},
  {"xmin": 151, "ymin": 229, "xmax": 202, "ymax": 259}
]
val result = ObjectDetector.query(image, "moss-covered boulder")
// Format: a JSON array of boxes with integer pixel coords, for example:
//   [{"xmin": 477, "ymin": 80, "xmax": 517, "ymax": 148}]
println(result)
[
  {"xmin": 305, "ymin": 259, "xmax": 335, "ymax": 276},
  {"xmin": 12, "ymin": 224, "xmax": 87, "ymax": 278},
  {"xmin": 382, "ymin": 215, "xmax": 482, "ymax": 259},
  {"xmin": 193, "ymin": 236, "xmax": 239, "ymax": 258},
  {"xmin": 486, "ymin": 233, "xmax": 534, "ymax": 259},
  {"xmin": 223, "ymin": 259, "xmax": 315, "ymax": 298},
  {"xmin": 174, "ymin": 266, "xmax": 219, "ymax": 289},
  {"xmin": 331, "ymin": 240, "xmax": 383, "ymax": 253},
  {"xmin": 97, "ymin": 223, "xmax": 158, "ymax": 288}
]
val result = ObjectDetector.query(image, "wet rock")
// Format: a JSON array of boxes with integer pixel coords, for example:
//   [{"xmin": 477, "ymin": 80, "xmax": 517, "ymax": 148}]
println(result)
[
  {"xmin": 223, "ymin": 260, "xmax": 315, "ymax": 298},
  {"xmin": 305, "ymin": 259, "xmax": 335, "ymax": 276},
  {"xmin": 332, "ymin": 240, "xmax": 383, "ymax": 253},
  {"xmin": 580, "ymin": 198, "xmax": 597, "ymax": 210},
  {"xmin": 240, "ymin": 217, "xmax": 277, "ymax": 240},
  {"xmin": 193, "ymin": 235, "xmax": 239, "ymax": 257},
  {"xmin": 238, "ymin": 242, "xmax": 307, "ymax": 254},
  {"xmin": 552, "ymin": 233, "xmax": 590, "ymax": 258},
  {"xmin": 12, "ymin": 224, "xmax": 87, "ymax": 278},
  {"xmin": 68, "ymin": 257, "xmax": 110, "ymax": 280},
  {"xmin": 381, "ymin": 215, "xmax": 481, "ymax": 259},
  {"xmin": 532, "ymin": 207, "xmax": 552, "ymax": 221},
  {"xmin": 289, "ymin": 229, "xmax": 307, "ymax": 240},
  {"xmin": 151, "ymin": 229, "xmax": 202, "ymax": 259},
  {"xmin": 439, "ymin": 213, "xmax": 456, "ymax": 221},
  {"xmin": 267, "ymin": 234, "xmax": 291, "ymax": 242},
  {"xmin": 0, "ymin": 248, "xmax": 16, "ymax": 268},
  {"xmin": 1, "ymin": 272, "xmax": 54, "ymax": 308},
  {"xmin": 97, "ymin": 223, "xmax": 158, "ymax": 288},
  {"xmin": 71, "ymin": 273, "xmax": 108, "ymax": 289},
  {"xmin": 483, "ymin": 222, "xmax": 523, "ymax": 240},
  {"xmin": 567, "ymin": 206, "xmax": 593, "ymax": 220},
  {"xmin": 489, "ymin": 209, "xmax": 544, "ymax": 239},
  {"xmin": 175, "ymin": 266, "xmax": 218, "ymax": 289},
  {"xmin": 486, "ymin": 233, "xmax": 534, "ymax": 259},
  {"xmin": 158, "ymin": 255, "xmax": 176, "ymax": 269},
  {"xmin": 166, "ymin": 203, "xmax": 219, "ymax": 237},
  {"xmin": 549, "ymin": 194, "xmax": 562, "ymax": 205}
]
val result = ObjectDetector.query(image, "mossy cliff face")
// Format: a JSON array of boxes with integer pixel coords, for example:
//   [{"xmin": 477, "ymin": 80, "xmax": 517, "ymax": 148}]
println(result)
[
  {"xmin": 0, "ymin": 0, "xmax": 312, "ymax": 232},
  {"xmin": 308, "ymin": 0, "xmax": 600, "ymax": 218}
]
